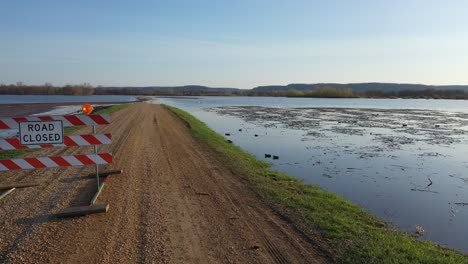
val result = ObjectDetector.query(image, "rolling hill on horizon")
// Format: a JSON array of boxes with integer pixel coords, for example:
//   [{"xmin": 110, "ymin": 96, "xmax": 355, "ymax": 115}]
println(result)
[{"xmin": 101, "ymin": 83, "xmax": 468, "ymax": 93}]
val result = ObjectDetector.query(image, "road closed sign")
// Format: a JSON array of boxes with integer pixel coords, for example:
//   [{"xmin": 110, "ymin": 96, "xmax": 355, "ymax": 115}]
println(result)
[{"xmin": 19, "ymin": 120, "xmax": 64, "ymax": 145}]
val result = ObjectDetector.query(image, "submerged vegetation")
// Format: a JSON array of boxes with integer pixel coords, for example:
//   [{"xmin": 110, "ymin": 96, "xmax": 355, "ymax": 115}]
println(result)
[{"xmin": 165, "ymin": 105, "xmax": 468, "ymax": 263}]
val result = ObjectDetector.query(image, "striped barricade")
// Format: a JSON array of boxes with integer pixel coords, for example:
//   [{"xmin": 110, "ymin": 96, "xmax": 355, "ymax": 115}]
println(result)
[
  {"xmin": 0, "ymin": 114, "xmax": 110, "ymax": 129},
  {"xmin": 0, "ymin": 111, "xmax": 119, "ymax": 217},
  {"xmin": 0, "ymin": 153, "xmax": 112, "ymax": 171},
  {"xmin": 0, "ymin": 133, "xmax": 112, "ymax": 150},
  {"xmin": 0, "ymin": 114, "xmax": 112, "ymax": 171}
]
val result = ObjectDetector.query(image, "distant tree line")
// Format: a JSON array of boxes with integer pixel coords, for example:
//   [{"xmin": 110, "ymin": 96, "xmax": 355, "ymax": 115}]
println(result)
[
  {"xmin": 362, "ymin": 89, "xmax": 467, "ymax": 99},
  {"xmin": 0, "ymin": 82, "xmax": 93, "ymax": 96},
  {"xmin": 93, "ymin": 87, "xmax": 244, "ymax": 96},
  {"xmin": 1, "ymin": 83, "xmax": 468, "ymax": 99},
  {"xmin": 283, "ymin": 88, "xmax": 357, "ymax": 98},
  {"xmin": 275, "ymin": 87, "xmax": 468, "ymax": 99}
]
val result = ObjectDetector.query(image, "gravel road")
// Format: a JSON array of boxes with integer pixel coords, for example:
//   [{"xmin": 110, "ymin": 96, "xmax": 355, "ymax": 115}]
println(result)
[{"xmin": 0, "ymin": 103, "xmax": 325, "ymax": 263}]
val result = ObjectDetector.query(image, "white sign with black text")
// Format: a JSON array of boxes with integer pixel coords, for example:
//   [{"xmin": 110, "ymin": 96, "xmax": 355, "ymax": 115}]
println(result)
[{"xmin": 19, "ymin": 121, "xmax": 64, "ymax": 145}]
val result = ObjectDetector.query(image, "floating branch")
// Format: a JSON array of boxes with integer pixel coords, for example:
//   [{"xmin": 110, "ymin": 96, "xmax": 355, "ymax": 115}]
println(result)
[
  {"xmin": 410, "ymin": 188, "xmax": 439, "ymax": 193},
  {"xmin": 425, "ymin": 177, "xmax": 433, "ymax": 188}
]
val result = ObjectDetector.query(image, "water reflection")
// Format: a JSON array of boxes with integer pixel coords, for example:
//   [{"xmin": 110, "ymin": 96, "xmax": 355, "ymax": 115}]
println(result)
[{"xmin": 156, "ymin": 96, "xmax": 468, "ymax": 253}]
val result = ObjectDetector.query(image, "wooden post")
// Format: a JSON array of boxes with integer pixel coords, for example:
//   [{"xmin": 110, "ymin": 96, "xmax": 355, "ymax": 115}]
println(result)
[
  {"xmin": 55, "ymin": 204, "xmax": 109, "ymax": 218},
  {"xmin": 86, "ymin": 169, "xmax": 123, "ymax": 178}
]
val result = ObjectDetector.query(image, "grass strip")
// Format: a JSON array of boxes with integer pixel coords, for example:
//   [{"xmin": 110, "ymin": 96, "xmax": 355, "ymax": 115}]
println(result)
[
  {"xmin": 94, "ymin": 103, "xmax": 130, "ymax": 114},
  {"xmin": 164, "ymin": 104, "xmax": 468, "ymax": 264},
  {"xmin": 0, "ymin": 103, "xmax": 130, "ymax": 160}
]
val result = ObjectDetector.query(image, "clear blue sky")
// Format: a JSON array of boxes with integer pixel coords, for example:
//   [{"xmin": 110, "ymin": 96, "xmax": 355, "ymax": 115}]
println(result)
[{"xmin": 1, "ymin": 0, "xmax": 468, "ymax": 88}]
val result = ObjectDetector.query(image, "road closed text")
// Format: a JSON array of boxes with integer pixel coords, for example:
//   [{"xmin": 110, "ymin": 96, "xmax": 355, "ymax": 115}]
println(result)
[{"xmin": 19, "ymin": 120, "xmax": 64, "ymax": 145}]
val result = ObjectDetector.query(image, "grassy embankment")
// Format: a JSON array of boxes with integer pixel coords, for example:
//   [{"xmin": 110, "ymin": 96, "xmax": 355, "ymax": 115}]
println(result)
[
  {"xmin": 0, "ymin": 104, "xmax": 130, "ymax": 160},
  {"xmin": 165, "ymin": 104, "xmax": 468, "ymax": 264}
]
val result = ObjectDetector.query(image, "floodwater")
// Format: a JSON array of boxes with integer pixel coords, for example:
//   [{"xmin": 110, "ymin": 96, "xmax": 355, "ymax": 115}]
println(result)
[
  {"xmin": 154, "ymin": 96, "xmax": 468, "ymax": 253},
  {"xmin": 2, "ymin": 95, "xmax": 468, "ymax": 252}
]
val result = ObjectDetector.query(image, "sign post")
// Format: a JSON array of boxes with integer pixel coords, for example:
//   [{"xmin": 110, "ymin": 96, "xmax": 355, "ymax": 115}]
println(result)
[
  {"xmin": 82, "ymin": 103, "xmax": 100, "ymax": 192},
  {"xmin": 93, "ymin": 124, "xmax": 100, "ymax": 191}
]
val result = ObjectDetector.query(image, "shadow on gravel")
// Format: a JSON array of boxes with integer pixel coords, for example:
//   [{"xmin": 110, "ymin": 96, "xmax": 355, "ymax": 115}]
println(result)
[
  {"xmin": 59, "ymin": 174, "xmax": 95, "ymax": 184},
  {"xmin": 67, "ymin": 181, "xmax": 99, "ymax": 207},
  {"xmin": 15, "ymin": 214, "xmax": 63, "ymax": 225},
  {"xmin": 59, "ymin": 176, "xmax": 83, "ymax": 184}
]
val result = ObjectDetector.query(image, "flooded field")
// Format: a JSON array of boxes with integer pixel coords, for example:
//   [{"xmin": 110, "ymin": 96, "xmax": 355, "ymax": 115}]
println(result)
[
  {"xmin": 156, "ymin": 96, "xmax": 468, "ymax": 253},
  {"xmin": 4, "ymin": 95, "xmax": 468, "ymax": 252}
]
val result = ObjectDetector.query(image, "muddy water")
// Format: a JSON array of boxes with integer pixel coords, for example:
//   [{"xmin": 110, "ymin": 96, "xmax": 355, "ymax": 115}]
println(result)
[{"xmin": 155, "ymin": 96, "xmax": 468, "ymax": 253}]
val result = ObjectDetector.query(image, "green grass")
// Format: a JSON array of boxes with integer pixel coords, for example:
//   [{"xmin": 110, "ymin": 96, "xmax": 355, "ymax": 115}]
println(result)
[
  {"xmin": 94, "ymin": 103, "xmax": 130, "ymax": 114},
  {"xmin": 0, "ymin": 149, "xmax": 36, "ymax": 159},
  {"xmin": 164, "ymin": 104, "xmax": 468, "ymax": 264},
  {"xmin": 0, "ymin": 103, "xmax": 130, "ymax": 160}
]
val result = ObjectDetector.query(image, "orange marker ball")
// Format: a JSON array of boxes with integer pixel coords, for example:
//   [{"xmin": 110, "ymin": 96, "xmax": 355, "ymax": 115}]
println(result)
[{"xmin": 82, "ymin": 103, "xmax": 94, "ymax": 115}]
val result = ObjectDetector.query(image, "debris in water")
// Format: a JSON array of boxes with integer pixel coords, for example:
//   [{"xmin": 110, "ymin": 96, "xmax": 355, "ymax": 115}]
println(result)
[
  {"xmin": 410, "ymin": 188, "xmax": 439, "ymax": 193},
  {"xmin": 415, "ymin": 225, "xmax": 425, "ymax": 236},
  {"xmin": 425, "ymin": 176, "xmax": 433, "ymax": 188}
]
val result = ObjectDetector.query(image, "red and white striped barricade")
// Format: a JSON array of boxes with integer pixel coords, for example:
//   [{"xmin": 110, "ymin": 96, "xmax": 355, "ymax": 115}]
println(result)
[
  {"xmin": 0, "ymin": 133, "xmax": 112, "ymax": 151},
  {"xmin": 0, "ymin": 153, "xmax": 112, "ymax": 171},
  {"xmin": 0, "ymin": 111, "xmax": 120, "ymax": 217},
  {"xmin": 0, "ymin": 114, "xmax": 110, "ymax": 129}
]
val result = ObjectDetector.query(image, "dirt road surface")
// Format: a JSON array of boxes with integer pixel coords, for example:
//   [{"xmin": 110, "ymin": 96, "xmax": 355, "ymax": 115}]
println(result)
[{"xmin": 0, "ymin": 104, "xmax": 326, "ymax": 263}]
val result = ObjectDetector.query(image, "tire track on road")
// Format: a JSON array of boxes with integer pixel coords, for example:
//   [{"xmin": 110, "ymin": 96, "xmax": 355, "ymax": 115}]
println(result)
[{"xmin": 1, "ymin": 104, "xmax": 327, "ymax": 263}]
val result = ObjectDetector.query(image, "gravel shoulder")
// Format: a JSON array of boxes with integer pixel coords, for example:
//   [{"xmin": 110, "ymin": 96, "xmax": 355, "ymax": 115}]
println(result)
[{"xmin": 0, "ymin": 103, "xmax": 324, "ymax": 263}]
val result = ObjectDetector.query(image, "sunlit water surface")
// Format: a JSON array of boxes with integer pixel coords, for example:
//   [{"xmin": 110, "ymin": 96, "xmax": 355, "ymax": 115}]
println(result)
[
  {"xmin": 153, "ymin": 96, "xmax": 468, "ymax": 253},
  {"xmin": 2, "ymin": 95, "xmax": 468, "ymax": 252}
]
